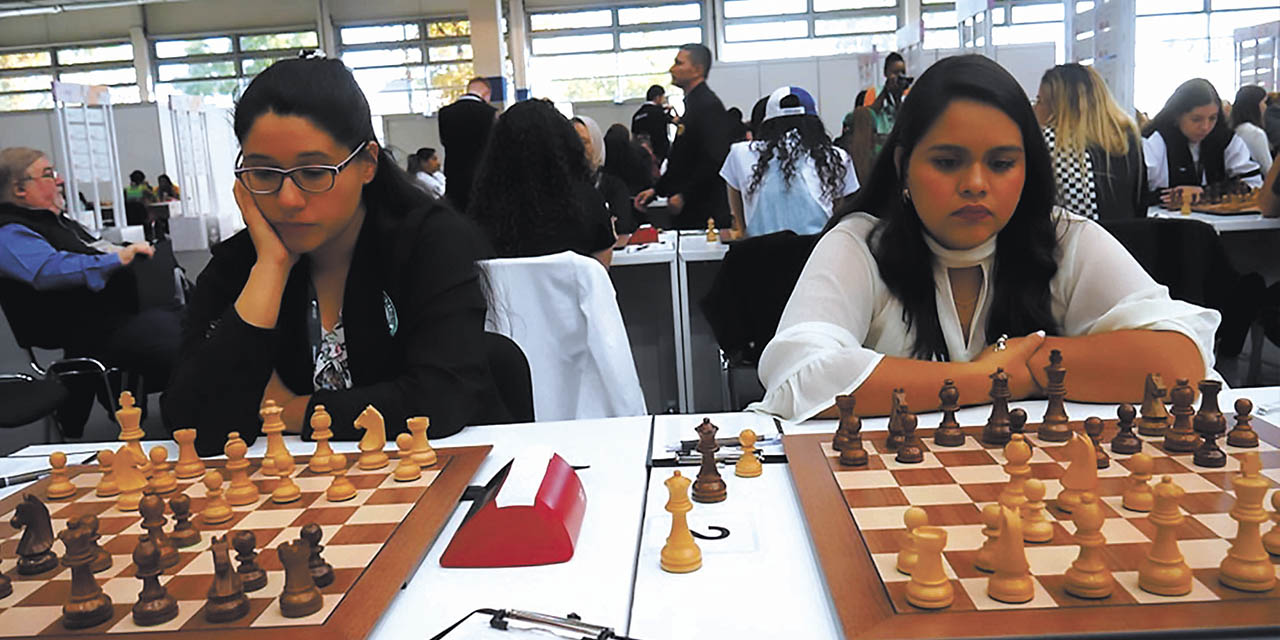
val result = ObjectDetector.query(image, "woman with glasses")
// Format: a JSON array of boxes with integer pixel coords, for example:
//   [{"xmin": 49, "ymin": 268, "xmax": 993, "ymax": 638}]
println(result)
[{"xmin": 161, "ymin": 57, "xmax": 505, "ymax": 456}]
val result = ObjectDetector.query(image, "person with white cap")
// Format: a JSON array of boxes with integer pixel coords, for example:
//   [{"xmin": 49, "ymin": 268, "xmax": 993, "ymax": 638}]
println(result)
[{"xmin": 719, "ymin": 86, "xmax": 859, "ymax": 238}]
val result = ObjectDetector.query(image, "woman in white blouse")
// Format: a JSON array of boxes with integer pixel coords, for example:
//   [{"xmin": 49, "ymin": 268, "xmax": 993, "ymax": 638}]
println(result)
[
  {"xmin": 753, "ymin": 55, "xmax": 1219, "ymax": 420},
  {"xmin": 1142, "ymin": 79, "xmax": 1263, "ymax": 206},
  {"xmin": 1229, "ymin": 85, "xmax": 1273, "ymax": 177}
]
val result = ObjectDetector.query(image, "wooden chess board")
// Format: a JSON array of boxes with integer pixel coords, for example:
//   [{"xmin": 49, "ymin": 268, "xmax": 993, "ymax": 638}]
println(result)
[
  {"xmin": 785, "ymin": 412, "xmax": 1280, "ymax": 639},
  {"xmin": 0, "ymin": 446, "xmax": 488, "ymax": 639}
]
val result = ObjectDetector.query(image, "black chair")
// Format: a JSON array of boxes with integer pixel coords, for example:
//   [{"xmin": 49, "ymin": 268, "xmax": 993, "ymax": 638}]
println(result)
[
  {"xmin": 0, "ymin": 371, "xmax": 70, "ymax": 442},
  {"xmin": 700, "ymin": 231, "xmax": 821, "ymax": 410},
  {"xmin": 484, "ymin": 331, "xmax": 534, "ymax": 423}
]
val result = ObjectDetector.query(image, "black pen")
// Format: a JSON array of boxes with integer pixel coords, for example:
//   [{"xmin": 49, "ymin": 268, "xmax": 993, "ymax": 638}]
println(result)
[{"xmin": 0, "ymin": 469, "xmax": 50, "ymax": 488}]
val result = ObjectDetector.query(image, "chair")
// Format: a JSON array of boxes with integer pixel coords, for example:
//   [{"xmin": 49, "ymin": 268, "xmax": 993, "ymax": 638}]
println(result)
[
  {"xmin": 700, "ymin": 231, "xmax": 821, "ymax": 410},
  {"xmin": 0, "ymin": 372, "xmax": 69, "ymax": 443},
  {"xmin": 483, "ymin": 331, "xmax": 534, "ymax": 423},
  {"xmin": 481, "ymin": 251, "xmax": 647, "ymax": 421}
]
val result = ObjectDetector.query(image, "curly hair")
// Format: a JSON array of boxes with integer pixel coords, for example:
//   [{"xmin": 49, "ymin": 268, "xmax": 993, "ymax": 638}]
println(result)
[
  {"xmin": 467, "ymin": 99, "xmax": 593, "ymax": 257},
  {"xmin": 746, "ymin": 114, "xmax": 848, "ymax": 204}
]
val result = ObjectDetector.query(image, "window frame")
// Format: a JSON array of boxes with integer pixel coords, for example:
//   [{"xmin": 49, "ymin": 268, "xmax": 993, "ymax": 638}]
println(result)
[
  {"xmin": 149, "ymin": 26, "xmax": 320, "ymax": 106},
  {"xmin": 334, "ymin": 15, "xmax": 475, "ymax": 116},
  {"xmin": 0, "ymin": 39, "xmax": 138, "ymax": 112},
  {"xmin": 714, "ymin": 0, "xmax": 901, "ymax": 61}
]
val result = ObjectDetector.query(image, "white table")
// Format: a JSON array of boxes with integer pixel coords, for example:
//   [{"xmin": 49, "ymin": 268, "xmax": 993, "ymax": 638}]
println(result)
[
  {"xmin": 614, "ymin": 231, "xmax": 687, "ymax": 413},
  {"xmin": 1147, "ymin": 205, "xmax": 1280, "ymax": 233},
  {"xmin": 676, "ymin": 232, "xmax": 730, "ymax": 414}
]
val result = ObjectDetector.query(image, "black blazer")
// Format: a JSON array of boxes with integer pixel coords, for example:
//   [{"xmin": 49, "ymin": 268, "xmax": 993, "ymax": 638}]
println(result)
[
  {"xmin": 655, "ymin": 82, "xmax": 732, "ymax": 229},
  {"xmin": 631, "ymin": 102, "xmax": 672, "ymax": 162},
  {"xmin": 161, "ymin": 202, "xmax": 504, "ymax": 456},
  {"xmin": 438, "ymin": 94, "xmax": 497, "ymax": 212}
]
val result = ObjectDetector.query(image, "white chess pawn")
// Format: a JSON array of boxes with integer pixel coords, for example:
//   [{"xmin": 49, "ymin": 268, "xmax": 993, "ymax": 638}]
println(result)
[
  {"xmin": 147, "ymin": 446, "xmax": 178, "ymax": 494},
  {"xmin": 393, "ymin": 433, "xmax": 421, "ymax": 482},
  {"xmin": 46, "ymin": 451, "xmax": 76, "ymax": 500}
]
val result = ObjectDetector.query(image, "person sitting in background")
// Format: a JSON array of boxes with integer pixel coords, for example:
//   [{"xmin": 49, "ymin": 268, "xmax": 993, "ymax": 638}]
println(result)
[
  {"xmin": 747, "ymin": 96, "xmax": 768, "ymax": 140},
  {"xmin": 573, "ymin": 115, "xmax": 637, "ymax": 247},
  {"xmin": 727, "ymin": 107, "xmax": 748, "ymax": 143},
  {"xmin": 602, "ymin": 123, "xmax": 653, "ymax": 197},
  {"xmin": 1261, "ymin": 149, "xmax": 1280, "ymax": 219},
  {"xmin": 1034, "ymin": 63, "xmax": 1144, "ymax": 220},
  {"xmin": 155, "ymin": 174, "xmax": 180, "ymax": 202},
  {"xmin": 1265, "ymin": 92, "xmax": 1280, "ymax": 156},
  {"xmin": 1143, "ymin": 79, "xmax": 1262, "ymax": 206},
  {"xmin": 752, "ymin": 55, "xmax": 1217, "ymax": 421},
  {"xmin": 407, "ymin": 147, "xmax": 446, "ymax": 199},
  {"xmin": 631, "ymin": 84, "xmax": 674, "ymax": 164},
  {"xmin": 1229, "ymin": 85, "xmax": 1273, "ymax": 177},
  {"xmin": 124, "ymin": 170, "xmax": 155, "ymax": 204},
  {"xmin": 469, "ymin": 99, "xmax": 615, "ymax": 269},
  {"xmin": 720, "ymin": 86, "xmax": 858, "ymax": 238},
  {"xmin": 845, "ymin": 53, "xmax": 911, "ymax": 185}
]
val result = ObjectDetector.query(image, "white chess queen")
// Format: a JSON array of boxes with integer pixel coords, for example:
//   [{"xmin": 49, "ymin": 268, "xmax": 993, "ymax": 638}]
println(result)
[{"xmin": 752, "ymin": 55, "xmax": 1219, "ymax": 421}]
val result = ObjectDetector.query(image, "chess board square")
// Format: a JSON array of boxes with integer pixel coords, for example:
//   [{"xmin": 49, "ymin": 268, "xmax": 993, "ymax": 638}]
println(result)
[
  {"xmin": 1224, "ymin": 440, "xmax": 1277, "ymax": 454},
  {"xmin": 70, "ymin": 471, "xmax": 104, "ymax": 488},
  {"xmin": 987, "ymin": 446, "xmax": 1057, "ymax": 466},
  {"xmin": 90, "ymin": 516, "xmax": 135, "ymax": 537},
  {"xmin": 960, "ymin": 482, "xmax": 1005, "ymax": 503},
  {"xmin": 842, "ymin": 487, "xmax": 908, "ymax": 508},
  {"xmin": 890, "ymin": 468, "xmax": 954, "ymax": 486},
  {"xmin": 1113, "ymin": 571, "xmax": 1219, "ymax": 603},
  {"xmin": 1129, "ymin": 515, "xmax": 1219, "ymax": 540},
  {"xmin": 958, "ymin": 576, "xmax": 1056, "ymax": 610},
  {"xmin": 944, "ymin": 465, "xmax": 1008, "ymax": 485},
  {"xmin": 322, "ymin": 567, "xmax": 362, "ymax": 595},
  {"xmin": 932, "ymin": 450, "xmax": 998, "ymax": 467},
  {"xmin": 929, "ymin": 436, "xmax": 988, "ymax": 452},
  {"xmin": 1060, "ymin": 517, "xmax": 1149, "ymax": 544},
  {"xmin": 343, "ymin": 503, "xmax": 413, "ymax": 525},
  {"xmin": 939, "ymin": 524, "xmax": 987, "ymax": 551},
  {"xmin": 0, "ymin": 604, "xmax": 61, "ymax": 637},
  {"xmin": 377, "ymin": 469, "xmax": 441, "ymax": 489},
  {"xmin": 251, "ymin": 593, "xmax": 342, "ymax": 627},
  {"xmin": 163, "ymin": 574, "xmax": 217, "ymax": 600},
  {"xmin": 1097, "ymin": 462, "xmax": 1131, "ymax": 478},
  {"xmin": 1099, "ymin": 495, "xmax": 1148, "ymax": 518},
  {"xmin": 330, "ymin": 522, "xmax": 397, "ymax": 545},
  {"xmin": 1028, "ymin": 461, "xmax": 1066, "ymax": 480},
  {"xmin": 318, "ymin": 542, "xmax": 381, "ymax": 569},
  {"xmin": 1193, "ymin": 567, "xmax": 1280, "ymax": 599},
  {"xmin": 49, "ymin": 501, "xmax": 116, "ymax": 520},
  {"xmin": 257, "ymin": 492, "xmax": 322, "ymax": 511},
  {"xmin": 900, "ymin": 484, "xmax": 972, "ymax": 506},
  {"xmin": 230, "ymin": 509, "xmax": 304, "ymax": 529},
  {"xmin": 100, "ymin": 575, "xmax": 143, "ymax": 604},
  {"xmin": 1192, "ymin": 512, "xmax": 1238, "ymax": 539},
  {"xmin": 289, "ymin": 506, "xmax": 360, "ymax": 527},
  {"xmin": 94, "ymin": 554, "xmax": 140, "ymax": 579},
  {"xmin": 364, "ymin": 486, "xmax": 425, "ymax": 505},
  {"xmin": 180, "ymin": 597, "xmax": 273, "ymax": 632},
  {"xmin": 835, "ymin": 470, "xmax": 898, "ymax": 490},
  {"xmin": 861, "ymin": 528, "xmax": 904, "ymax": 554},
  {"xmin": 293, "ymin": 476, "xmax": 331, "ymax": 492},
  {"xmin": 1180, "ymin": 537, "xmax": 1234, "ymax": 569},
  {"xmin": 271, "ymin": 524, "xmax": 345, "ymax": 551},
  {"xmin": 880, "ymin": 453, "xmax": 944, "ymax": 471},
  {"xmin": 1164, "ymin": 473, "xmax": 1230, "ymax": 494},
  {"xmin": 1025, "ymin": 545, "xmax": 1077, "ymax": 575},
  {"xmin": 1037, "ymin": 574, "xmax": 1140, "ymax": 607},
  {"xmin": 1263, "ymin": 468, "xmax": 1280, "ymax": 484},
  {"xmin": 106, "ymin": 599, "xmax": 203, "ymax": 633},
  {"xmin": 850, "ymin": 505, "xmax": 912, "ymax": 530},
  {"xmin": 871, "ymin": 552, "xmax": 959, "ymax": 583},
  {"xmin": 918, "ymin": 504, "xmax": 983, "ymax": 527}
]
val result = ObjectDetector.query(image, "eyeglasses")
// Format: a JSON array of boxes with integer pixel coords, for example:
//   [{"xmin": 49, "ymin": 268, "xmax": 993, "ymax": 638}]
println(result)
[
  {"xmin": 20, "ymin": 168, "xmax": 58, "ymax": 183},
  {"xmin": 234, "ymin": 143, "xmax": 370, "ymax": 195}
]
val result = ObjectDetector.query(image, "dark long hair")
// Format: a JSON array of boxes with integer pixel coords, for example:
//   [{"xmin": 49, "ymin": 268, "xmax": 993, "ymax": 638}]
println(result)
[
  {"xmin": 747, "ymin": 113, "xmax": 848, "ymax": 203},
  {"xmin": 830, "ymin": 54, "xmax": 1059, "ymax": 361},
  {"xmin": 233, "ymin": 57, "xmax": 432, "ymax": 219},
  {"xmin": 602, "ymin": 123, "xmax": 651, "ymax": 193},
  {"xmin": 1143, "ymin": 78, "xmax": 1228, "ymax": 141},
  {"xmin": 467, "ymin": 99, "xmax": 593, "ymax": 256},
  {"xmin": 1231, "ymin": 85, "xmax": 1266, "ymax": 129}
]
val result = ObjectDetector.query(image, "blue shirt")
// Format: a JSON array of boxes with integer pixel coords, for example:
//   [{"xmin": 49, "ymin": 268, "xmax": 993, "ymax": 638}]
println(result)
[{"xmin": 0, "ymin": 223, "xmax": 122, "ymax": 292}]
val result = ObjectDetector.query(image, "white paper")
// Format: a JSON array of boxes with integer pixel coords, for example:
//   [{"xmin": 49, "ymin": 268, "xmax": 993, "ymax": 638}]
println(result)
[{"xmin": 493, "ymin": 446, "xmax": 554, "ymax": 509}]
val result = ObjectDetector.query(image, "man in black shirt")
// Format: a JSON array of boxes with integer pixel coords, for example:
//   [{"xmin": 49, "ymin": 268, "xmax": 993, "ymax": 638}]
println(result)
[
  {"xmin": 438, "ymin": 77, "xmax": 498, "ymax": 212},
  {"xmin": 631, "ymin": 84, "xmax": 674, "ymax": 164},
  {"xmin": 634, "ymin": 44, "xmax": 732, "ymax": 229}
]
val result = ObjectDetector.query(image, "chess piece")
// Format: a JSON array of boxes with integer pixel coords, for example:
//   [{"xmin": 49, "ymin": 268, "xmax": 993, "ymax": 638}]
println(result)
[
  {"xmin": 1192, "ymin": 379, "xmax": 1223, "ymax": 438},
  {"xmin": 998, "ymin": 434, "xmax": 1032, "ymax": 513},
  {"xmin": 1263, "ymin": 491, "xmax": 1280, "ymax": 556},
  {"xmin": 886, "ymin": 389, "xmax": 908, "ymax": 451},
  {"xmin": 167, "ymin": 494, "xmax": 200, "ymax": 548},
  {"xmin": 705, "ymin": 217, "xmax": 717, "ymax": 242},
  {"xmin": 896, "ymin": 506, "xmax": 928, "ymax": 575},
  {"xmin": 308, "ymin": 405, "xmax": 335, "ymax": 473},
  {"xmin": 200, "ymin": 470, "xmax": 234, "ymax": 525},
  {"xmin": 270, "ymin": 451, "xmax": 302, "ymax": 504},
  {"xmin": 223, "ymin": 433, "xmax": 259, "ymax": 506},
  {"xmin": 259, "ymin": 399, "xmax": 290, "ymax": 476},
  {"xmin": 1110, "ymin": 403, "xmax": 1142, "ymax": 455},
  {"xmin": 934, "ymin": 379, "xmax": 964, "ymax": 447},
  {"xmin": 1122, "ymin": 452, "xmax": 1155, "ymax": 512},
  {"xmin": 139, "ymin": 494, "xmax": 179, "ymax": 569},
  {"xmin": 278, "ymin": 539, "xmax": 324, "ymax": 618},
  {"xmin": 905, "ymin": 526, "xmax": 953, "ymax": 609},
  {"xmin": 205, "ymin": 535, "xmax": 250, "ymax": 622},
  {"xmin": 1058, "ymin": 431, "xmax": 1097, "ymax": 514},
  {"xmin": 1008, "ymin": 408, "xmax": 1028, "ymax": 440},
  {"xmin": 1218, "ymin": 453, "xmax": 1276, "ymax": 592},
  {"xmin": 12, "ymin": 494, "xmax": 58, "ymax": 575},
  {"xmin": 895, "ymin": 414, "xmax": 924, "ymax": 464},
  {"xmin": 46, "ymin": 451, "xmax": 76, "ymax": 500},
  {"xmin": 975, "ymin": 503, "xmax": 1001, "ymax": 573},
  {"xmin": 58, "ymin": 518, "xmax": 113, "ymax": 629},
  {"xmin": 982, "ymin": 370, "xmax": 1012, "ymax": 445},
  {"xmin": 692, "ymin": 419, "xmax": 727, "ymax": 503},
  {"xmin": 1021, "ymin": 479, "xmax": 1054, "ymax": 543},
  {"xmin": 393, "ymin": 433, "xmax": 422, "ymax": 482},
  {"xmin": 1039, "ymin": 349, "xmax": 1071, "ymax": 442},
  {"xmin": 832, "ymin": 394, "xmax": 856, "ymax": 451},
  {"xmin": 131, "ymin": 535, "xmax": 178, "ymax": 626},
  {"xmin": 147, "ymin": 446, "xmax": 178, "ymax": 494},
  {"xmin": 95, "ymin": 448, "xmax": 119, "ymax": 497},
  {"xmin": 1084, "ymin": 417, "xmax": 1109, "ymax": 469},
  {"xmin": 987, "ymin": 505, "xmax": 1034, "ymax": 604},
  {"xmin": 74, "ymin": 514, "xmax": 111, "ymax": 573},
  {"xmin": 114, "ymin": 444, "xmax": 148, "ymax": 512},
  {"xmin": 1179, "ymin": 190, "xmax": 1193, "ymax": 215},
  {"xmin": 835, "ymin": 395, "xmax": 867, "ymax": 467},
  {"xmin": 1227, "ymin": 398, "xmax": 1259, "ymax": 448},
  {"xmin": 172, "ymin": 428, "xmax": 206, "ymax": 479},
  {"xmin": 735, "ymin": 429, "xmax": 763, "ymax": 478},
  {"xmin": 1063, "ymin": 492, "xmax": 1113, "ymax": 599},
  {"xmin": 230, "ymin": 530, "xmax": 268, "ymax": 592},
  {"xmin": 1193, "ymin": 414, "xmax": 1228, "ymax": 468},
  {"xmin": 1163, "ymin": 379, "xmax": 1199, "ymax": 453},
  {"xmin": 116, "ymin": 390, "xmax": 151, "ymax": 476},
  {"xmin": 301, "ymin": 523, "xmax": 336, "ymax": 588},
  {"xmin": 1138, "ymin": 476, "xmax": 1192, "ymax": 596},
  {"xmin": 1138, "ymin": 373, "xmax": 1170, "ymax": 436},
  {"xmin": 354, "ymin": 405, "xmax": 390, "ymax": 470},
  {"xmin": 325, "ymin": 453, "xmax": 358, "ymax": 502},
  {"xmin": 660, "ymin": 471, "xmax": 701, "ymax": 573},
  {"xmin": 407, "ymin": 416, "xmax": 437, "ymax": 467}
]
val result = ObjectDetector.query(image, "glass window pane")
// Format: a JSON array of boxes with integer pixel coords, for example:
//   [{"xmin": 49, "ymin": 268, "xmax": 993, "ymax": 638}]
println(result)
[
  {"xmin": 0, "ymin": 91, "xmax": 53, "ymax": 111},
  {"xmin": 154, "ymin": 37, "xmax": 233, "ymax": 59},
  {"xmin": 56, "ymin": 43, "xmax": 132, "ymax": 65},
  {"xmin": 725, "ymin": 20, "xmax": 809, "ymax": 42},
  {"xmin": 531, "ymin": 33, "xmax": 615, "ymax": 55},
  {"xmin": 158, "ymin": 60, "xmax": 236, "ymax": 81},
  {"xmin": 111, "ymin": 85, "xmax": 140, "ymax": 104},
  {"xmin": 1011, "ymin": 3, "xmax": 1065, "ymax": 23},
  {"xmin": 993, "ymin": 22, "xmax": 1064, "ymax": 51},
  {"xmin": 1212, "ymin": 0, "xmax": 1278, "ymax": 7},
  {"xmin": 428, "ymin": 20, "xmax": 471, "ymax": 38},
  {"xmin": 342, "ymin": 47, "xmax": 423, "ymax": 68},
  {"xmin": 340, "ymin": 24, "xmax": 419, "ymax": 46},
  {"xmin": 426, "ymin": 62, "xmax": 475, "ymax": 89},
  {"xmin": 721, "ymin": 33, "xmax": 895, "ymax": 62},
  {"xmin": 724, "ymin": 0, "xmax": 807, "ymax": 19},
  {"xmin": 428, "ymin": 44, "xmax": 473, "ymax": 62},
  {"xmin": 1137, "ymin": 0, "xmax": 1204, "ymax": 14},
  {"xmin": 814, "ymin": 15, "xmax": 898, "ymax": 36},
  {"xmin": 530, "ymin": 10, "xmax": 613, "ymax": 31},
  {"xmin": 0, "ymin": 51, "xmax": 52, "ymax": 69},
  {"xmin": 617, "ymin": 47, "xmax": 681, "ymax": 74},
  {"xmin": 1209, "ymin": 8, "xmax": 1280, "ymax": 37},
  {"xmin": 531, "ymin": 51, "xmax": 620, "ymax": 81},
  {"xmin": 1135, "ymin": 13, "xmax": 1209, "ymax": 114},
  {"xmin": 924, "ymin": 28, "xmax": 960, "ymax": 49},
  {"xmin": 620, "ymin": 27, "xmax": 703, "ymax": 49},
  {"xmin": 619, "ymin": 4, "xmax": 700, "ymax": 25},
  {"xmin": 923, "ymin": 10, "xmax": 957, "ymax": 29},
  {"xmin": 1075, "ymin": 1, "xmax": 1095, "ymax": 12},
  {"xmin": 813, "ymin": 0, "xmax": 896, "ymax": 10},
  {"xmin": 242, "ymin": 57, "xmax": 286, "ymax": 76},
  {"xmin": 59, "ymin": 67, "xmax": 136, "ymax": 86},
  {"xmin": 0, "ymin": 73, "xmax": 53, "ymax": 92},
  {"xmin": 546, "ymin": 77, "xmax": 619, "ymax": 103},
  {"xmin": 239, "ymin": 31, "xmax": 318, "ymax": 52},
  {"xmin": 157, "ymin": 80, "xmax": 240, "ymax": 107}
]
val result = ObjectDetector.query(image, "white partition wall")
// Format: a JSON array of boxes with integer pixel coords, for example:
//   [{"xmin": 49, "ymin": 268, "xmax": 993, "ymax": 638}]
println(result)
[
  {"xmin": 53, "ymin": 82, "xmax": 122, "ymax": 232},
  {"xmin": 1065, "ymin": 0, "xmax": 1137, "ymax": 113},
  {"xmin": 1237, "ymin": 22, "xmax": 1280, "ymax": 92},
  {"xmin": 957, "ymin": 0, "xmax": 994, "ymax": 59}
]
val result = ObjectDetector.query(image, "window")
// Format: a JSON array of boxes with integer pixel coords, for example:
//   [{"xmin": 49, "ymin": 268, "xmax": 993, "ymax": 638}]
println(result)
[
  {"xmin": 152, "ymin": 30, "xmax": 318, "ymax": 108},
  {"xmin": 527, "ymin": 3, "xmax": 702, "ymax": 103},
  {"xmin": 337, "ymin": 18, "xmax": 473, "ymax": 116},
  {"xmin": 0, "ymin": 42, "xmax": 138, "ymax": 112},
  {"xmin": 718, "ymin": 0, "xmax": 899, "ymax": 62}
]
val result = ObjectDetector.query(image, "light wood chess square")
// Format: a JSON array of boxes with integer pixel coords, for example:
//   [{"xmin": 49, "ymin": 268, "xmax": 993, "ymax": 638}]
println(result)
[
  {"xmin": 1193, "ymin": 513, "xmax": 1238, "ymax": 539},
  {"xmin": 944, "ymin": 464, "xmax": 1008, "ymax": 484},
  {"xmin": 1180, "ymin": 538, "xmax": 1234, "ymax": 569},
  {"xmin": 343, "ymin": 503, "xmax": 413, "ymax": 525},
  {"xmin": 850, "ymin": 505, "xmax": 912, "ymax": 530},
  {"xmin": 1059, "ymin": 517, "xmax": 1149, "ymax": 544},
  {"xmin": 235, "ymin": 508, "xmax": 309, "ymax": 529},
  {"xmin": 1164, "ymin": 473, "xmax": 1231, "ymax": 493},
  {"xmin": 1025, "ymin": 545, "xmax": 1077, "ymax": 575},
  {"xmin": 271, "ymin": 524, "xmax": 345, "ymax": 550},
  {"xmin": 251, "ymin": 593, "xmax": 342, "ymax": 627},
  {"xmin": 987, "ymin": 446, "xmax": 1057, "ymax": 466},
  {"xmin": 0, "ymin": 580, "xmax": 47, "ymax": 612},
  {"xmin": 939, "ymin": 524, "xmax": 987, "ymax": 551},
  {"xmin": 958, "ymin": 576, "xmax": 1057, "ymax": 610},
  {"xmin": 1113, "ymin": 571, "xmax": 1219, "ymax": 603},
  {"xmin": 1099, "ymin": 495, "xmax": 1148, "ymax": 518},
  {"xmin": 70, "ymin": 472, "xmax": 101, "ymax": 488},
  {"xmin": 0, "ymin": 605, "xmax": 61, "ymax": 637},
  {"xmin": 870, "ymin": 552, "xmax": 960, "ymax": 583},
  {"xmin": 834, "ymin": 469, "xmax": 898, "ymax": 490},
  {"xmin": 901, "ymin": 484, "xmax": 971, "ymax": 505},
  {"xmin": 107, "ymin": 599, "xmax": 203, "ymax": 633}
]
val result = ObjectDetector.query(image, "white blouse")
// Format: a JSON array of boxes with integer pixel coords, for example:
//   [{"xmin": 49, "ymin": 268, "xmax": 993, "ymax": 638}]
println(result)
[
  {"xmin": 750, "ymin": 210, "xmax": 1221, "ymax": 422},
  {"xmin": 1143, "ymin": 131, "xmax": 1263, "ymax": 190}
]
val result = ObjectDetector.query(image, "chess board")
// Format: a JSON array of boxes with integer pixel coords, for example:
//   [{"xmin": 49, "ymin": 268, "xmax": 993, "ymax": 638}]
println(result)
[
  {"xmin": 0, "ymin": 446, "xmax": 489, "ymax": 639},
  {"xmin": 784, "ymin": 412, "xmax": 1280, "ymax": 639}
]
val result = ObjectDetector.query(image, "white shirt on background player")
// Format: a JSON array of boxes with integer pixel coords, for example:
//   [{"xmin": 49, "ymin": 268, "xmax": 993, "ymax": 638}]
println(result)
[
  {"xmin": 1142, "ymin": 130, "xmax": 1263, "ymax": 190},
  {"xmin": 1233, "ymin": 122, "xmax": 1273, "ymax": 176},
  {"xmin": 719, "ymin": 138, "xmax": 859, "ymax": 236},
  {"xmin": 750, "ymin": 209, "xmax": 1222, "ymax": 423},
  {"xmin": 415, "ymin": 170, "xmax": 447, "ymax": 199}
]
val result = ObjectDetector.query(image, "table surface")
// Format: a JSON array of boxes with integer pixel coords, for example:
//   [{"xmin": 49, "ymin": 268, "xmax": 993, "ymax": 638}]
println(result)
[
  {"xmin": 6, "ymin": 387, "xmax": 1280, "ymax": 640},
  {"xmin": 613, "ymin": 230, "xmax": 678, "ymax": 267},
  {"xmin": 1147, "ymin": 205, "xmax": 1280, "ymax": 232}
]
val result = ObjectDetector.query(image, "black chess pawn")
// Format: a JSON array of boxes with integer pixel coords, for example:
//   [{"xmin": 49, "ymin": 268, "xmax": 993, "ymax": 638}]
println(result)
[
  {"xmin": 132, "ymin": 536, "xmax": 178, "ymax": 626},
  {"xmin": 934, "ymin": 379, "xmax": 964, "ymax": 447},
  {"xmin": 1110, "ymin": 403, "xmax": 1143, "ymax": 455},
  {"xmin": 835, "ymin": 396, "xmax": 868, "ymax": 467},
  {"xmin": 167, "ymin": 494, "xmax": 201, "ymax": 548},
  {"xmin": 1227, "ymin": 398, "xmax": 1259, "ymax": 448},
  {"xmin": 1009, "ymin": 408, "xmax": 1028, "ymax": 440},
  {"xmin": 138, "ymin": 494, "xmax": 179, "ymax": 569},
  {"xmin": 0, "ymin": 566, "xmax": 10, "ymax": 600},
  {"xmin": 230, "ymin": 530, "xmax": 267, "ymax": 592},
  {"xmin": 1084, "ymin": 417, "xmax": 1109, "ymax": 469},
  {"xmin": 895, "ymin": 414, "xmax": 924, "ymax": 464},
  {"xmin": 1193, "ymin": 413, "xmax": 1227, "ymax": 468},
  {"xmin": 301, "ymin": 523, "xmax": 335, "ymax": 588},
  {"xmin": 1163, "ymin": 379, "xmax": 1199, "ymax": 452}
]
